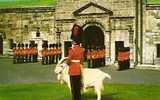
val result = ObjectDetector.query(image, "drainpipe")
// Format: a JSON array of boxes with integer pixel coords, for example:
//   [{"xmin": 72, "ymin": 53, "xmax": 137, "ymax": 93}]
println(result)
[
  {"xmin": 135, "ymin": 0, "xmax": 139, "ymax": 66},
  {"xmin": 140, "ymin": 0, "xmax": 144, "ymax": 64}
]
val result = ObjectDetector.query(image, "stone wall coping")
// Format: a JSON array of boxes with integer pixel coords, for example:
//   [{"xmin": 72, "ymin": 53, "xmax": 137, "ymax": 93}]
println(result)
[
  {"xmin": 110, "ymin": 16, "xmax": 135, "ymax": 19},
  {"xmin": 146, "ymin": 4, "xmax": 160, "ymax": 10}
]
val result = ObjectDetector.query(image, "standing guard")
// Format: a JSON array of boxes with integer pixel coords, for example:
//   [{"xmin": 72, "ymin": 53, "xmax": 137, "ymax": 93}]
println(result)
[
  {"xmin": 55, "ymin": 43, "xmax": 58, "ymax": 63},
  {"xmin": 52, "ymin": 44, "xmax": 56, "ymax": 64},
  {"xmin": 90, "ymin": 48, "xmax": 95, "ymax": 68},
  {"xmin": 48, "ymin": 44, "xmax": 52, "ymax": 64},
  {"xmin": 17, "ymin": 43, "xmax": 21, "ymax": 63},
  {"xmin": 50, "ymin": 44, "xmax": 54, "ymax": 64},
  {"xmin": 12, "ymin": 43, "xmax": 17, "ymax": 64},
  {"xmin": 99, "ymin": 47, "xmax": 103, "ymax": 67},
  {"xmin": 42, "ymin": 44, "xmax": 46, "ymax": 65},
  {"xmin": 94, "ymin": 47, "xmax": 98, "ymax": 67},
  {"xmin": 33, "ymin": 44, "xmax": 38, "ymax": 63},
  {"xmin": 93, "ymin": 48, "xmax": 97, "ymax": 68},
  {"xmin": 102, "ymin": 46, "xmax": 106, "ymax": 66},
  {"xmin": 28, "ymin": 44, "xmax": 32, "ymax": 63},
  {"xmin": 96, "ymin": 47, "xmax": 100, "ymax": 67},
  {"xmin": 35, "ymin": 44, "xmax": 38, "ymax": 62},
  {"xmin": 86, "ymin": 47, "xmax": 91, "ymax": 68},
  {"xmin": 58, "ymin": 43, "xmax": 62, "ymax": 61},
  {"xmin": 21, "ymin": 43, "xmax": 24, "ymax": 63},
  {"xmin": 24, "ymin": 44, "xmax": 28, "ymax": 63},
  {"xmin": 45, "ymin": 44, "xmax": 49, "ymax": 64},
  {"xmin": 42, "ymin": 43, "xmax": 48, "ymax": 65}
]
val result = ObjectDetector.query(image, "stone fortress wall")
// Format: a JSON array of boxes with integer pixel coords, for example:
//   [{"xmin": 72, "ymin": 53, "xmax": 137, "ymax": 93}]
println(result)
[{"xmin": 0, "ymin": 0, "xmax": 160, "ymax": 65}]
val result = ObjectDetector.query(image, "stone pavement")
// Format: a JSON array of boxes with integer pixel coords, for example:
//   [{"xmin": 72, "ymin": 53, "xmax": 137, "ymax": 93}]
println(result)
[
  {"xmin": 100, "ymin": 65, "xmax": 160, "ymax": 84},
  {"xmin": 0, "ymin": 58, "xmax": 160, "ymax": 84}
]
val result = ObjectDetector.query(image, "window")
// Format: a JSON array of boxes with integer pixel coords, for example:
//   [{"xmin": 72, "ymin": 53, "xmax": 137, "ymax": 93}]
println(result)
[
  {"xmin": 36, "ymin": 31, "xmax": 40, "ymax": 37},
  {"xmin": 156, "ymin": 44, "xmax": 160, "ymax": 58},
  {"xmin": 36, "ymin": 27, "xmax": 40, "ymax": 37}
]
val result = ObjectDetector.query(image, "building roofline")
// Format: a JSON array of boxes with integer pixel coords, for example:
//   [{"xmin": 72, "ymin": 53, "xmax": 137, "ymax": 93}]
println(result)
[{"xmin": 73, "ymin": 2, "xmax": 113, "ymax": 16}]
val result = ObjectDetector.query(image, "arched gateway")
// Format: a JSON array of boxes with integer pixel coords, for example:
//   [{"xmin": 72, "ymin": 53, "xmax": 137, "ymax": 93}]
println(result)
[
  {"xmin": 81, "ymin": 25, "xmax": 104, "ymax": 49},
  {"xmin": 80, "ymin": 23, "xmax": 109, "ymax": 67}
]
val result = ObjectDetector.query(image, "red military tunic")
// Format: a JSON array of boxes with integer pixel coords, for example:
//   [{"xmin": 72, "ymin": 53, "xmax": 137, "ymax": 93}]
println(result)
[
  {"xmin": 67, "ymin": 44, "xmax": 84, "ymax": 76},
  {"xmin": 118, "ymin": 51, "xmax": 130, "ymax": 61}
]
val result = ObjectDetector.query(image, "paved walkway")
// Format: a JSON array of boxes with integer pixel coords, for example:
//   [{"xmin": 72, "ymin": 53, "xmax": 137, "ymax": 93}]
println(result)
[
  {"xmin": 100, "ymin": 65, "xmax": 160, "ymax": 84},
  {"xmin": 0, "ymin": 58, "xmax": 160, "ymax": 84}
]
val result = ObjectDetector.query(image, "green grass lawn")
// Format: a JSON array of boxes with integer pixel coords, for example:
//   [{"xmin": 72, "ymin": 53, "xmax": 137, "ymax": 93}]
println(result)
[
  {"xmin": 0, "ymin": 82, "xmax": 160, "ymax": 100},
  {"xmin": 148, "ymin": 0, "xmax": 160, "ymax": 4},
  {"xmin": 0, "ymin": 0, "xmax": 56, "ymax": 8},
  {"xmin": 0, "ymin": 0, "xmax": 160, "ymax": 8}
]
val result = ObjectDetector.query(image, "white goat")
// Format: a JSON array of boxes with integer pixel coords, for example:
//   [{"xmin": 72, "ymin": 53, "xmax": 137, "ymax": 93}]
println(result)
[{"xmin": 54, "ymin": 57, "xmax": 111, "ymax": 100}]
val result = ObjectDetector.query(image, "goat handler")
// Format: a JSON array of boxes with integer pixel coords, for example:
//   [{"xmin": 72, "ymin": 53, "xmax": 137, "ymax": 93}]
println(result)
[{"xmin": 67, "ymin": 24, "xmax": 84, "ymax": 100}]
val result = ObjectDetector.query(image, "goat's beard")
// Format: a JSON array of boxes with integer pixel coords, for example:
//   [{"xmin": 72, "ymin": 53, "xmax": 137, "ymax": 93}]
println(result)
[{"xmin": 57, "ymin": 74, "xmax": 64, "ymax": 84}]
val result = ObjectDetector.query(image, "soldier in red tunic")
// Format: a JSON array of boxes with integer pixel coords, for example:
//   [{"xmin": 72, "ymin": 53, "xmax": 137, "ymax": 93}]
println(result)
[
  {"xmin": 48, "ymin": 44, "xmax": 52, "ymax": 64},
  {"xmin": 24, "ymin": 44, "xmax": 28, "ymax": 63},
  {"xmin": 12, "ymin": 43, "xmax": 17, "ymax": 64},
  {"xmin": 52, "ymin": 44, "xmax": 56, "ymax": 64},
  {"xmin": 17, "ymin": 43, "xmax": 21, "ymax": 63},
  {"xmin": 58, "ymin": 43, "xmax": 62, "ymax": 61},
  {"xmin": 67, "ymin": 24, "xmax": 84, "ymax": 100},
  {"xmin": 21, "ymin": 43, "xmax": 24, "ymax": 63},
  {"xmin": 86, "ymin": 46, "xmax": 91, "ymax": 68}
]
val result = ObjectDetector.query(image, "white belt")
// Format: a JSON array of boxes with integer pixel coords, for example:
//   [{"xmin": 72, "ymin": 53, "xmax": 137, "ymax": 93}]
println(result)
[{"xmin": 71, "ymin": 60, "xmax": 80, "ymax": 63}]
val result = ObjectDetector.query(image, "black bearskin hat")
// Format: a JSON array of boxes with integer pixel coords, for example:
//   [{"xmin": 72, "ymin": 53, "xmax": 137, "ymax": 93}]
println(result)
[{"xmin": 71, "ymin": 24, "xmax": 82, "ymax": 44}]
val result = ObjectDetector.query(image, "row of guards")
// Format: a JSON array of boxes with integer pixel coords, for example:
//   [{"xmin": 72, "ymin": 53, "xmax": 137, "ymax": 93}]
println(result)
[
  {"xmin": 12, "ymin": 43, "xmax": 62, "ymax": 65},
  {"xmin": 85, "ymin": 46, "xmax": 106, "ymax": 68},
  {"xmin": 12, "ymin": 43, "xmax": 38, "ymax": 64},
  {"xmin": 41, "ymin": 43, "xmax": 62, "ymax": 65}
]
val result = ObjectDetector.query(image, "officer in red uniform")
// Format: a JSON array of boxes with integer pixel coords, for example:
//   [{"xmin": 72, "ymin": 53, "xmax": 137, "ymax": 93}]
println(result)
[{"xmin": 67, "ymin": 24, "xmax": 84, "ymax": 100}]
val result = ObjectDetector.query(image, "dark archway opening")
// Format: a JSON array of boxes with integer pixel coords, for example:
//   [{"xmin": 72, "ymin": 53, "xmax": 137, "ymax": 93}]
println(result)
[
  {"xmin": 81, "ymin": 25, "xmax": 105, "ymax": 68},
  {"xmin": 82, "ymin": 25, "xmax": 104, "ymax": 49}
]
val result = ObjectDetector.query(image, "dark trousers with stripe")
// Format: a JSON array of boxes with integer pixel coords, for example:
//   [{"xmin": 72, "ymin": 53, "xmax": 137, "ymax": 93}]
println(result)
[{"xmin": 70, "ymin": 75, "xmax": 81, "ymax": 100}]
